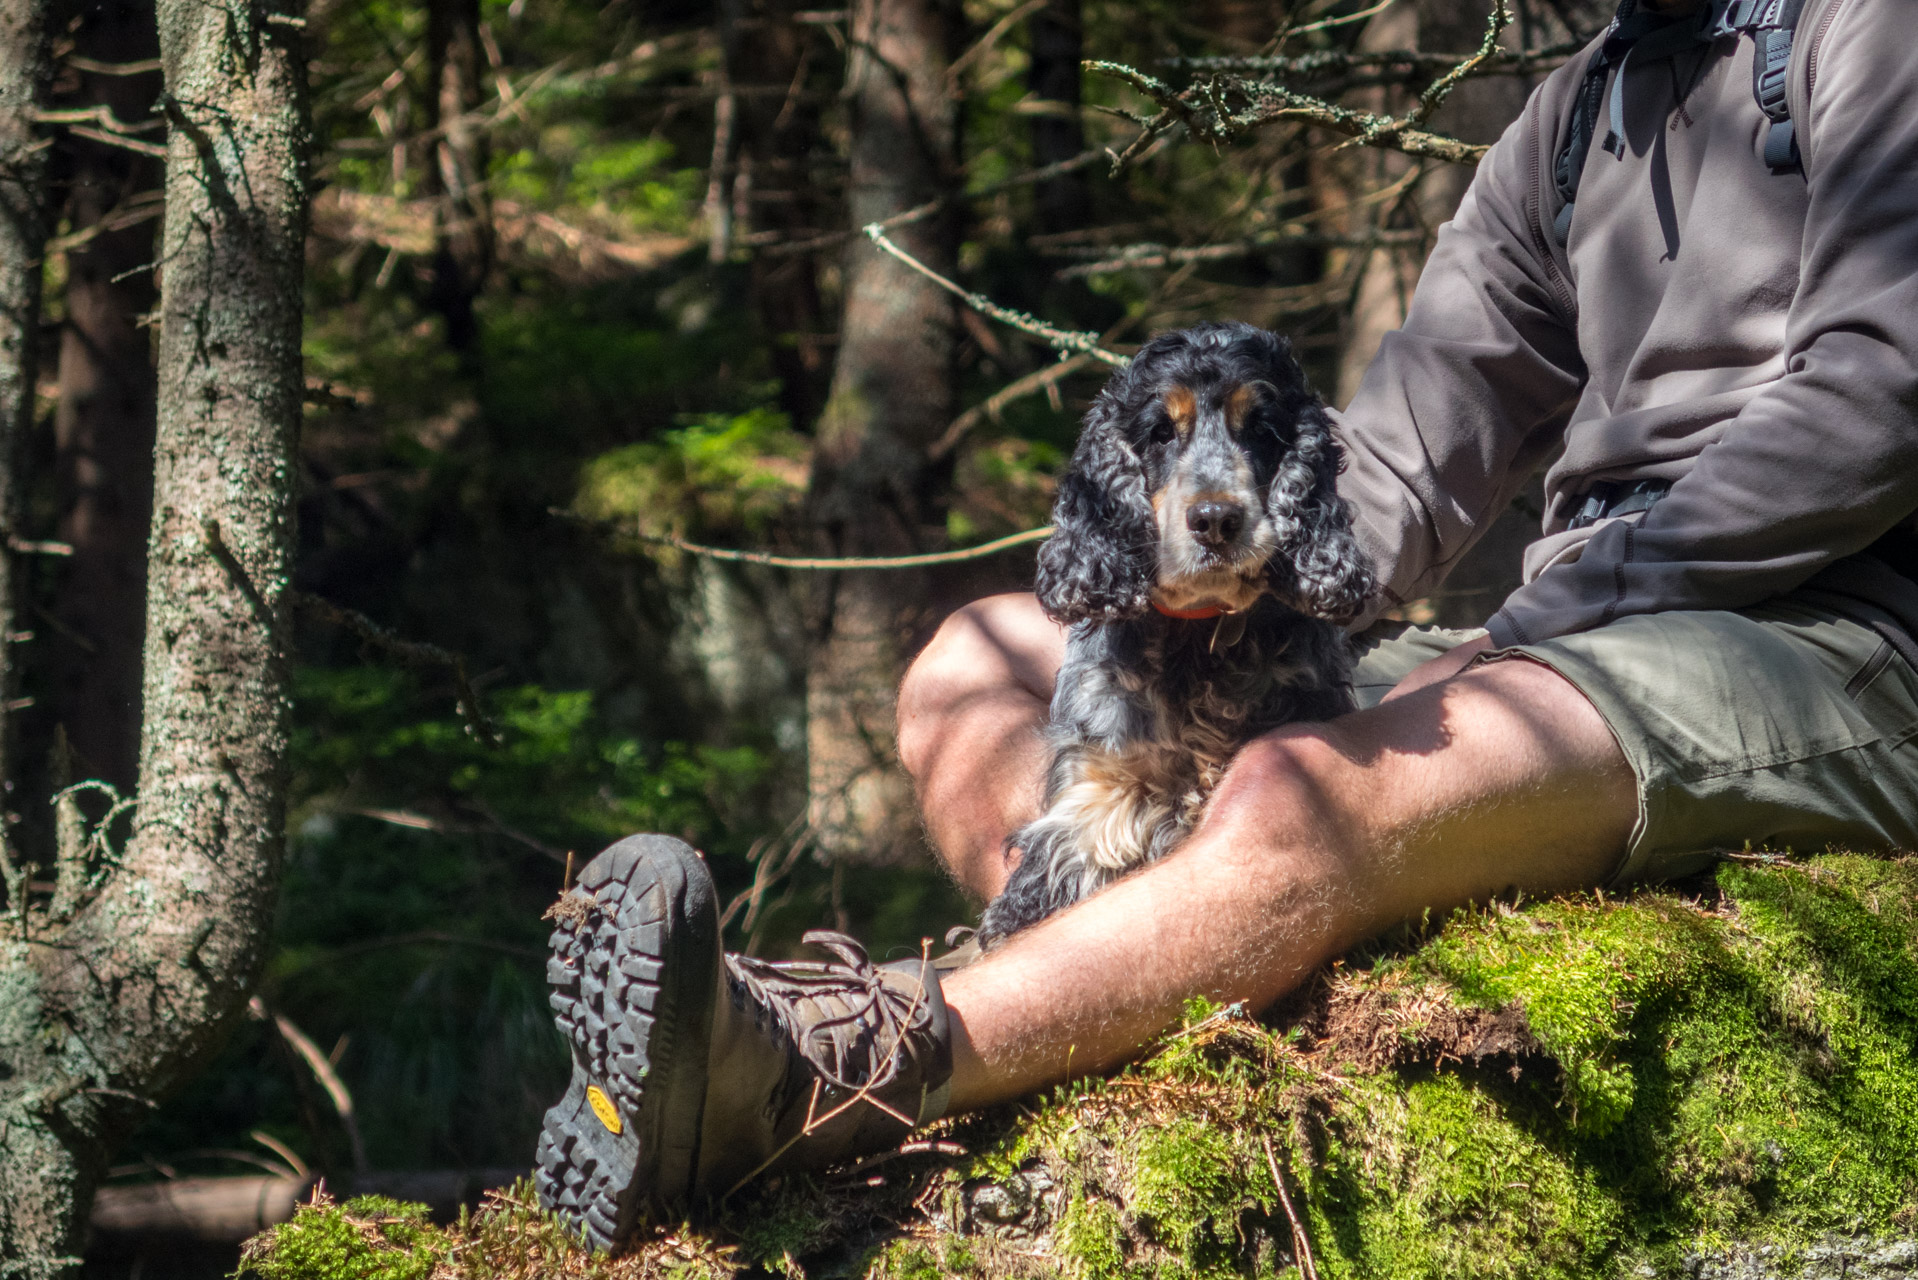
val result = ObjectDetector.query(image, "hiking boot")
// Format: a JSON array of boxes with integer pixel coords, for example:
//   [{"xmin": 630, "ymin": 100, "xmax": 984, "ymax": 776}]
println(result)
[
  {"xmin": 535, "ymin": 834, "xmax": 953, "ymax": 1252},
  {"xmin": 693, "ymin": 932, "xmax": 953, "ymax": 1202},
  {"xmin": 535, "ymin": 834, "xmax": 720, "ymax": 1248}
]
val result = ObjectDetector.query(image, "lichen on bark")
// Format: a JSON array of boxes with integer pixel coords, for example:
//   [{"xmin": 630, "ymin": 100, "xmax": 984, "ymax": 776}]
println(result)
[{"xmin": 0, "ymin": 0, "xmax": 310, "ymax": 1271}]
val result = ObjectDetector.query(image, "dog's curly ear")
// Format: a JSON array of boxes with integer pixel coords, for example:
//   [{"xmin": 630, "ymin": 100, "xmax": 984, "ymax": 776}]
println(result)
[
  {"xmin": 1265, "ymin": 401, "xmax": 1376, "ymax": 623},
  {"xmin": 1035, "ymin": 389, "xmax": 1156, "ymax": 625}
]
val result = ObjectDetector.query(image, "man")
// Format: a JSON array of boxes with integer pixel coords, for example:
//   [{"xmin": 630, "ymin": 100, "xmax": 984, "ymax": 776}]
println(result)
[{"xmin": 536, "ymin": 0, "xmax": 1918, "ymax": 1247}]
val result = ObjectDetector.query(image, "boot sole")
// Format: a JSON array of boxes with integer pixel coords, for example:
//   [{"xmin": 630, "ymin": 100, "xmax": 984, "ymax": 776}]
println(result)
[{"xmin": 535, "ymin": 834, "xmax": 718, "ymax": 1250}]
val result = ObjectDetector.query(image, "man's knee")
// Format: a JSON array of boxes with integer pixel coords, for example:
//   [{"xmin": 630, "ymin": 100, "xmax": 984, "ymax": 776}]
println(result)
[
  {"xmin": 1199, "ymin": 731, "xmax": 1354, "ymax": 860},
  {"xmin": 898, "ymin": 594, "xmax": 1061, "ymax": 781}
]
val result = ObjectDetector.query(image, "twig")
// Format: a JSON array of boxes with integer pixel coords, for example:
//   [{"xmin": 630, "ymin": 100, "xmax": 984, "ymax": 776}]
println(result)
[
  {"xmin": 1262, "ymin": 1135, "xmax": 1320, "ymax": 1280},
  {"xmin": 201, "ymin": 519, "xmax": 275, "ymax": 633},
  {"xmin": 762, "ymin": 142, "xmax": 1146, "ymax": 257},
  {"xmin": 864, "ymin": 224, "xmax": 1128, "ymax": 366},
  {"xmin": 8, "ymin": 534, "xmax": 72, "ymax": 556},
  {"xmin": 251, "ymin": 997, "xmax": 368, "ymax": 1174},
  {"xmin": 65, "ymin": 127, "xmax": 167, "ymax": 159},
  {"xmin": 1167, "ymin": 37, "xmax": 1583, "ymax": 77},
  {"xmin": 292, "ymin": 592, "xmax": 500, "ymax": 748},
  {"xmin": 1087, "ymin": 59, "xmax": 1491, "ymax": 166},
  {"xmin": 827, "ymin": 1138, "xmax": 968, "ymax": 1181},
  {"xmin": 340, "ymin": 805, "xmax": 566, "ymax": 864},
  {"xmin": 34, "ymin": 105, "xmax": 164, "ymax": 135},
  {"xmin": 930, "ymin": 354, "xmax": 1096, "ymax": 461},
  {"xmin": 1286, "ymin": 0, "xmax": 1395, "ymax": 36},
  {"xmin": 250, "ymin": 1129, "xmax": 311, "ymax": 1181},
  {"xmin": 628, "ymin": 523, "xmax": 1054, "ymax": 570},
  {"xmin": 44, "ymin": 189, "xmax": 165, "ymax": 255},
  {"xmin": 1050, "ymin": 228, "xmax": 1425, "ymax": 278},
  {"xmin": 946, "ymin": 0, "xmax": 1048, "ymax": 90},
  {"xmin": 719, "ymin": 817, "xmax": 812, "ymax": 935},
  {"xmin": 63, "ymin": 55, "xmax": 163, "ymax": 76},
  {"xmin": 1407, "ymin": 1, "xmax": 1513, "ymax": 129}
]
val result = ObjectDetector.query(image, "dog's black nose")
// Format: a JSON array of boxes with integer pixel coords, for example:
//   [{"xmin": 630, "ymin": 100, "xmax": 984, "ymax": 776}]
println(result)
[{"xmin": 1186, "ymin": 501, "xmax": 1246, "ymax": 548}]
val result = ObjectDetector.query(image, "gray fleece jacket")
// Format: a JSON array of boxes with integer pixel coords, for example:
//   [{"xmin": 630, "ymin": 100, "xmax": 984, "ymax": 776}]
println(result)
[{"xmin": 1336, "ymin": 0, "xmax": 1918, "ymax": 647}]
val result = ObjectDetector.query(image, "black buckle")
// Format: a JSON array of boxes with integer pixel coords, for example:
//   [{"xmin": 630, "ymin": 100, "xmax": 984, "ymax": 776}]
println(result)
[{"xmin": 1567, "ymin": 479, "xmax": 1672, "ymax": 530}]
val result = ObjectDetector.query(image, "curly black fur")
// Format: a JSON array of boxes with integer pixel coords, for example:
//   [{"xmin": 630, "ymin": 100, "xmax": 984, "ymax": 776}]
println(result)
[{"xmin": 980, "ymin": 322, "xmax": 1376, "ymax": 945}]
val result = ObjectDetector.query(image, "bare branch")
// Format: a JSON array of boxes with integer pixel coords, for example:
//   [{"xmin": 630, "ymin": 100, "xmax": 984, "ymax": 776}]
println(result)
[
  {"xmin": 1087, "ymin": 58, "xmax": 1491, "ymax": 166},
  {"xmin": 1083, "ymin": 3, "xmax": 1518, "ymax": 168},
  {"xmin": 931, "ymin": 354, "xmax": 1097, "ymax": 461},
  {"xmin": 292, "ymin": 592, "xmax": 500, "ymax": 748},
  {"xmin": 762, "ymin": 142, "xmax": 1137, "ymax": 257},
  {"xmin": 606, "ymin": 521, "xmax": 1056, "ymax": 571},
  {"xmin": 250, "ymin": 998, "xmax": 368, "ymax": 1175},
  {"xmin": 864, "ymin": 224, "xmax": 1128, "ymax": 365},
  {"xmin": 1166, "ymin": 36, "xmax": 1583, "ymax": 78},
  {"xmin": 1048, "ymin": 228, "xmax": 1426, "ymax": 278}
]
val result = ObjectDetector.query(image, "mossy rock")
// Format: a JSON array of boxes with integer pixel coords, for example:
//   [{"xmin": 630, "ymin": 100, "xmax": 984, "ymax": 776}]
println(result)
[{"xmin": 237, "ymin": 854, "xmax": 1918, "ymax": 1280}]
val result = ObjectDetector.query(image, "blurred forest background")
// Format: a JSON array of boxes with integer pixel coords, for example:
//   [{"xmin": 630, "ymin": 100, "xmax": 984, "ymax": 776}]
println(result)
[{"xmin": 13, "ymin": 0, "xmax": 1606, "ymax": 1265}]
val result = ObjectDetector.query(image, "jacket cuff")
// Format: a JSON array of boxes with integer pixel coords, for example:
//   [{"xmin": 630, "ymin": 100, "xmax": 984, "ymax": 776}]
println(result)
[{"xmin": 1483, "ymin": 608, "xmax": 1532, "ymax": 650}]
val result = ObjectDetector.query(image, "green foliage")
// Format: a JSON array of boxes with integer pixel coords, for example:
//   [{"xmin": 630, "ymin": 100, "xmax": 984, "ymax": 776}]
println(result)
[
  {"xmin": 576, "ymin": 409, "xmax": 810, "ymax": 541},
  {"xmin": 292, "ymin": 666, "xmax": 770, "ymax": 849}
]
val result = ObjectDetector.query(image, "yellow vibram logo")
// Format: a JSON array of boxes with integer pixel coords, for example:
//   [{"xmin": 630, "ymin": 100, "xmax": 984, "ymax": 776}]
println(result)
[{"xmin": 586, "ymin": 1085, "xmax": 622, "ymax": 1135}]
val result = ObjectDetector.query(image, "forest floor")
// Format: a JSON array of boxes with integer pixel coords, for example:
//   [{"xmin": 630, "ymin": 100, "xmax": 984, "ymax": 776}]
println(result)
[{"xmin": 235, "ymin": 852, "xmax": 1918, "ymax": 1280}]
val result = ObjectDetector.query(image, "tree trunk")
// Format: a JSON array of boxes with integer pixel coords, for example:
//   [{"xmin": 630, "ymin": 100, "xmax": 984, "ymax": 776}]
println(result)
[
  {"xmin": 0, "ymin": 0, "xmax": 309, "ymax": 1267},
  {"xmin": 1026, "ymin": 0, "xmax": 1088, "ymax": 236},
  {"xmin": 423, "ymin": 0, "xmax": 491, "ymax": 358},
  {"xmin": 1334, "ymin": 0, "xmax": 1531, "ymax": 408},
  {"xmin": 720, "ymin": 0, "xmax": 831, "ymax": 426},
  {"xmin": 0, "ymin": 0, "xmax": 51, "ymax": 931},
  {"xmin": 0, "ymin": 0, "xmax": 65, "ymax": 1270},
  {"xmin": 50, "ymin": 0, "xmax": 164, "ymax": 794},
  {"xmin": 805, "ymin": 0, "xmax": 959, "ymax": 863}
]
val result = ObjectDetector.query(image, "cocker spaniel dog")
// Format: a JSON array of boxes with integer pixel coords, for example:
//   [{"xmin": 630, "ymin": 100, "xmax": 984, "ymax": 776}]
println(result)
[{"xmin": 976, "ymin": 322, "xmax": 1375, "ymax": 945}]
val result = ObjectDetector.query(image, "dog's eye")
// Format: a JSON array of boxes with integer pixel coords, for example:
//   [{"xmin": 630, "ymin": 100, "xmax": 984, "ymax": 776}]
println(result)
[{"xmin": 1147, "ymin": 414, "xmax": 1176, "ymax": 445}]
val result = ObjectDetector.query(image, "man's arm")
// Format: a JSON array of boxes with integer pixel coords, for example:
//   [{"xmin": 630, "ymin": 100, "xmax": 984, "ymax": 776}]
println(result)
[
  {"xmin": 1336, "ymin": 75, "xmax": 1589, "ymax": 625},
  {"xmin": 1486, "ymin": 0, "xmax": 1918, "ymax": 647}
]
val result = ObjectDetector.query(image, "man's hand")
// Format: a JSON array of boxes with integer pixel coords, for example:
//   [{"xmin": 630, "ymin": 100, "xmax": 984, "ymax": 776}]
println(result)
[{"xmin": 1381, "ymin": 633, "xmax": 1497, "ymax": 702}]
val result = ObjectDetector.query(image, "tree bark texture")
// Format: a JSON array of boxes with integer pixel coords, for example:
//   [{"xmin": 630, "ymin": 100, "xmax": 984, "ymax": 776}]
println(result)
[
  {"xmin": 0, "ymin": 0, "xmax": 62, "ymax": 1270},
  {"xmin": 50, "ymin": 0, "xmax": 164, "ymax": 794},
  {"xmin": 806, "ymin": 0, "xmax": 959, "ymax": 863},
  {"xmin": 0, "ymin": 0, "xmax": 51, "ymax": 920},
  {"xmin": 423, "ymin": 0, "xmax": 492, "ymax": 357},
  {"xmin": 0, "ymin": 0, "xmax": 308, "ymax": 1269},
  {"xmin": 720, "ymin": 0, "xmax": 832, "ymax": 426}
]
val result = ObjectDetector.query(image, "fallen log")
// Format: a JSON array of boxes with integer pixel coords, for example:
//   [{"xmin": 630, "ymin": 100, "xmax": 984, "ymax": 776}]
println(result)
[{"xmin": 89, "ymin": 1168, "xmax": 526, "ymax": 1243}]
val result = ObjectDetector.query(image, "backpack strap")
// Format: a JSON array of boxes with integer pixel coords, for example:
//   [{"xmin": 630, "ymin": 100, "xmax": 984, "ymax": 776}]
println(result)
[
  {"xmin": 1551, "ymin": 0, "xmax": 1810, "ymax": 246},
  {"xmin": 1553, "ymin": 0, "xmax": 1681, "ymax": 244},
  {"xmin": 1735, "ymin": 0, "xmax": 1809, "ymax": 172}
]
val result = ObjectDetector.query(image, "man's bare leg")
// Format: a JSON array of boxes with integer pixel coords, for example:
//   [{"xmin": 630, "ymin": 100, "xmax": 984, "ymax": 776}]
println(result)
[
  {"xmin": 897, "ymin": 594, "xmax": 1064, "ymax": 900},
  {"xmin": 930, "ymin": 651, "xmax": 1636, "ymax": 1111}
]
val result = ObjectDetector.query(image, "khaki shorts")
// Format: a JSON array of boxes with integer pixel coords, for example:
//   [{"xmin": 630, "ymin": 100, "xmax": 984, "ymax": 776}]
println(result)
[{"xmin": 1352, "ymin": 593, "xmax": 1918, "ymax": 887}]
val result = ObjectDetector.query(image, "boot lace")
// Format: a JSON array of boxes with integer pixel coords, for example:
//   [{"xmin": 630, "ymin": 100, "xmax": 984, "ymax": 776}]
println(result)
[{"xmin": 725, "ymin": 929, "xmax": 927, "ymax": 1095}]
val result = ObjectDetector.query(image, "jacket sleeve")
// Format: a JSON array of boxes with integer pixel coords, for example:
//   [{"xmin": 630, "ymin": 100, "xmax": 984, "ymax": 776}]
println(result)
[
  {"xmin": 1335, "ymin": 84, "xmax": 1588, "ymax": 625},
  {"xmin": 1486, "ymin": 0, "xmax": 1918, "ymax": 647}
]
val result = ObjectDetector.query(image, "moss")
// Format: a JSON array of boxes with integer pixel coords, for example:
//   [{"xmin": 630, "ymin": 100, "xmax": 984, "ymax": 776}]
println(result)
[
  {"xmin": 241, "ymin": 856, "xmax": 1918, "ymax": 1280},
  {"xmin": 239, "ymin": 1195, "xmax": 446, "ymax": 1280},
  {"xmin": 1059, "ymin": 1197, "xmax": 1134, "ymax": 1279}
]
